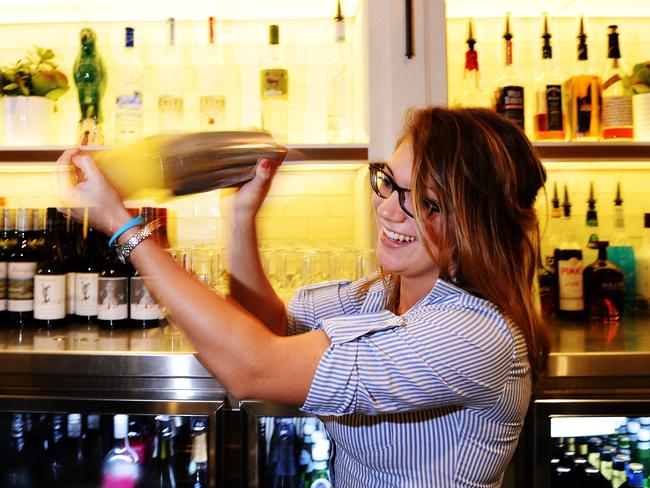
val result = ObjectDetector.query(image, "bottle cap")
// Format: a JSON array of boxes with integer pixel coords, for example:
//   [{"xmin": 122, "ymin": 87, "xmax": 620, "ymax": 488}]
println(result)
[
  {"xmin": 311, "ymin": 430, "xmax": 327, "ymax": 442},
  {"xmin": 303, "ymin": 418, "xmax": 317, "ymax": 436},
  {"xmin": 269, "ymin": 24, "xmax": 280, "ymax": 45},
  {"xmin": 311, "ymin": 438, "xmax": 331, "ymax": 462},
  {"xmin": 627, "ymin": 420, "xmax": 641, "ymax": 433},
  {"xmin": 607, "ymin": 25, "xmax": 621, "ymax": 59},
  {"xmin": 88, "ymin": 414, "xmax": 100, "ymax": 429},
  {"xmin": 636, "ymin": 427, "xmax": 650, "ymax": 442},
  {"xmin": 68, "ymin": 413, "xmax": 82, "ymax": 423},
  {"xmin": 577, "ymin": 17, "xmax": 588, "ymax": 61},
  {"xmin": 114, "ymin": 414, "xmax": 129, "ymax": 439},
  {"xmin": 644, "ymin": 213, "xmax": 650, "ymax": 228},
  {"xmin": 125, "ymin": 27, "xmax": 135, "ymax": 48}
]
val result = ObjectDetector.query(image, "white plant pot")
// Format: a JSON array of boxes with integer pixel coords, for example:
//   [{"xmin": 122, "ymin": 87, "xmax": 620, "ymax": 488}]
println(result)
[
  {"xmin": 2, "ymin": 96, "xmax": 53, "ymax": 146},
  {"xmin": 633, "ymin": 92, "xmax": 650, "ymax": 142}
]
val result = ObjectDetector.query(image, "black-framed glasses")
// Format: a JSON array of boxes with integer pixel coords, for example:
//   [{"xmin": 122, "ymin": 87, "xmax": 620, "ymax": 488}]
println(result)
[{"xmin": 369, "ymin": 163, "xmax": 440, "ymax": 218}]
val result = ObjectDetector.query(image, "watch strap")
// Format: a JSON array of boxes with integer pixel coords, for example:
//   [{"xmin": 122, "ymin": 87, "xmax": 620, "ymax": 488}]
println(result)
[{"xmin": 115, "ymin": 219, "xmax": 162, "ymax": 264}]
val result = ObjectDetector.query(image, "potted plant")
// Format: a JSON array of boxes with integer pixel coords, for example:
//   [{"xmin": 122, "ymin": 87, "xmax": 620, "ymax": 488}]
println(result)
[
  {"xmin": 630, "ymin": 61, "xmax": 650, "ymax": 141},
  {"xmin": 0, "ymin": 47, "xmax": 69, "ymax": 145}
]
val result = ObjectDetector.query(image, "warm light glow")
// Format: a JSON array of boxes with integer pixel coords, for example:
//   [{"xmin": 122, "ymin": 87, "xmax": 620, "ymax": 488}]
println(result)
[
  {"xmin": 1, "ymin": 0, "xmax": 361, "ymax": 23},
  {"xmin": 550, "ymin": 416, "xmax": 627, "ymax": 437},
  {"xmin": 446, "ymin": 0, "xmax": 650, "ymax": 18}
]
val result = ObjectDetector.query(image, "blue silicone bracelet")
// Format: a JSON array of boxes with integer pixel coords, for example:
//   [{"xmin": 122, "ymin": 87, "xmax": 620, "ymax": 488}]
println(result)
[{"xmin": 108, "ymin": 215, "xmax": 145, "ymax": 248}]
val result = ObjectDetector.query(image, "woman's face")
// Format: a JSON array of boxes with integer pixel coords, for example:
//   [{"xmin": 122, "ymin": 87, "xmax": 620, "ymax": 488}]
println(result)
[{"xmin": 372, "ymin": 141, "xmax": 440, "ymax": 286}]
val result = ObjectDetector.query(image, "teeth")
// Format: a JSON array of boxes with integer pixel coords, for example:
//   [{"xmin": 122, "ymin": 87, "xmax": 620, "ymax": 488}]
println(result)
[{"xmin": 383, "ymin": 228, "xmax": 416, "ymax": 243}]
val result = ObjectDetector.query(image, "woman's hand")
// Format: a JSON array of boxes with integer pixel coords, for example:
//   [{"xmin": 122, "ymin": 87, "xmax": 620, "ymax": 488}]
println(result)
[
  {"xmin": 56, "ymin": 148, "xmax": 132, "ymax": 235},
  {"xmin": 232, "ymin": 158, "xmax": 282, "ymax": 221}
]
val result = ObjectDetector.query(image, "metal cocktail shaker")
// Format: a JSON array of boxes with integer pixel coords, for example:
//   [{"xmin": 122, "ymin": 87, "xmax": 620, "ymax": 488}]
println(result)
[{"xmin": 90, "ymin": 131, "xmax": 289, "ymax": 200}]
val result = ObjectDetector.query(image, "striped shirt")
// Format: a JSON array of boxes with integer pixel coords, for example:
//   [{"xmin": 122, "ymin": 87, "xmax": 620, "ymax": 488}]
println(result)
[{"xmin": 287, "ymin": 274, "xmax": 531, "ymax": 487}]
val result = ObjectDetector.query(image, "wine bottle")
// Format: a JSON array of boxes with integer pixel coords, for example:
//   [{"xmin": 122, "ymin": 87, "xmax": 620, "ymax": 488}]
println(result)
[
  {"xmin": 102, "ymin": 414, "xmax": 140, "ymax": 487},
  {"xmin": 270, "ymin": 420, "xmax": 300, "ymax": 488},
  {"xmin": 188, "ymin": 419, "xmax": 208, "ymax": 488},
  {"xmin": 8, "ymin": 208, "xmax": 36, "ymax": 328},
  {"xmin": 158, "ymin": 17, "xmax": 184, "ymax": 133},
  {"xmin": 198, "ymin": 16, "xmax": 227, "ymax": 131},
  {"xmin": 260, "ymin": 24, "xmax": 289, "ymax": 142},
  {"xmin": 608, "ymin": 183, "xmax": 636, "ymax": 315},
  {"xmin": 115, "ymin": 26, "xmax": 144, "ymax": 143},
  {"xmin": 144, "ymin": 415, "xmax": 178, "ymax": 488},
  {"xmin": 84, "ymin": 414, "xmax": 105, "ymax": 486},
  {"xmin": 45, "ymin": 414, "xmax": 67, "ymax": 486},
  {"xmin": 309, "ymin": 437, "xmax": 332, "ymax": 488},
  {"xmin": 563, "ymin": 17, "xmax": 601, "ymax": 141},
  {"xmin": 29, "ymin": 208, "xmax": 45, "ymax": 262},
  {"xmin": 601, "ymin": 25, "xmax": 634, "ymax": 140},
  {"xmin": 98, "ymin": 245, "xmax": 129, "ymax": 330},
  {"xmin": 64, "ymin": 414, "xmax": 86, "ymax": 488},
  {"xmin": 327, "ymin": 1, "xmax": 354, "ymax": 142},
  {"xmin": 33, "ymin": 208, "xmax": 67, "ymax": 329},
  {"xmin": 0, "ymin": 208, "xmax": 16, "ymax": 324},
  {"xmin": 63, "ymin": 215, "xmax": 83, "ymax": 321},
  {"xmin": 553, "ymin": 185, "xmax": 585, "ymax": 320},
  {"xmin": 1, "ymin": 414, "xmax": 35, "ymax": 488},
  {"xmin": 534, "ymin": 14, "xmax": 565, "ymax": 141},
  {"xmin": 75, "ymin": 226, "xmax": 104, "ymax": 323},
  {"xmin": 494, "ymin": 13, "xmax": 525, "ymax": 131},
  {"xmin": 172, "ymin": 416, "xmax": 193, "ymax": 486}
]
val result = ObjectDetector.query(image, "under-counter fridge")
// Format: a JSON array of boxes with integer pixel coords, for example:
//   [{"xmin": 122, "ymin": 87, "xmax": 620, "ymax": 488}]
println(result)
[{"xmin": 0, "ymin": 346, "xmax": 226, "ymax": 487}]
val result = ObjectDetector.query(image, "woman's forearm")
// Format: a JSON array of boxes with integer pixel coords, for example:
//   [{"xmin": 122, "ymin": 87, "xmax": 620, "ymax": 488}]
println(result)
[{"xmin": 228, "ymin": 214, "xmax": 287, "ymax": 335}]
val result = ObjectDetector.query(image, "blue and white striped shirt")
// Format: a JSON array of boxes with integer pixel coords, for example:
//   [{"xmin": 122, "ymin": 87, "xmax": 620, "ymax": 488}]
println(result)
[{"xmin": 287, "ymin": 274, "xmax": 531, "ymax": 487}]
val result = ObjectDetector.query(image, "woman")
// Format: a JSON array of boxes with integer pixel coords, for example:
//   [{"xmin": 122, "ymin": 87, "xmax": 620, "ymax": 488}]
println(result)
[{"xmin": 57, "ymin": 107, "xmax": 549, "ymax": 487}]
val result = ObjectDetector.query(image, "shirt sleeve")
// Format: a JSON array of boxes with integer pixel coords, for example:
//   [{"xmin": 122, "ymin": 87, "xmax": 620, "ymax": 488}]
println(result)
[
  {"xmin": 301, "ymin": 304, "xmax": 518, "ymax": 416},
  {"xmin": 286, "ymin": 276, "xmax": 374, "ymax": 336}
]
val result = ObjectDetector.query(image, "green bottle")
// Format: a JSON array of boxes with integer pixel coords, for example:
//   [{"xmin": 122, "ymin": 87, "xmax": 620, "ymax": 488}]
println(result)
[
  {"xmin": 309, "ymin": 436, "xmax": 332, "ymax": 488},
  {"xmin": 73, "ymin": 27, "xmax": 106, "ymax": 145}
]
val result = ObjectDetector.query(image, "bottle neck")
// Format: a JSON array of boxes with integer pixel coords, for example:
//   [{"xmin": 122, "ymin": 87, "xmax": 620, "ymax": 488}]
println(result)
[{"xmin": 614, "ymin": 206, "xmax": 625, "ymax": 229}]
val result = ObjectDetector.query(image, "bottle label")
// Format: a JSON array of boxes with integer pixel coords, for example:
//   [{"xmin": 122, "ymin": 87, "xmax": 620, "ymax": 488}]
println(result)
[
  {"xmin": 8, "ymin": 261, "xmax": 37, "ymax": 311},
  {"xmin": 200, "ymin": 95, "xmax": 226, "ymax": 127},
  {"xmin": 602, "ymin": 95, "xmax": 633, "ymax": 128},
  {"xmin": 67, "ymin": 271, "xmax": 76, "ymax": 315},
  {"xmin": 76, "ymin": 272, "xmax": 99, "ymax": 316},
  {"xmin": 465, "ymin": 50, "xmax": 478, "ymax": 71},
  {"xmin": 33, "ymin": 274, "xmax": 66, "ymax": 320},
  {"xmin": 545, "ymin": 85, "xmax": 563, "ymax": 131},
  {"xmin": 98, "ymin": 277, "xmax": 129, "ymax": 320},
  {"xmin": 496, "ymin": 86, "xmax": 524, "ymax": 129},
  {"xmin": 130, "ymin": 277, "xmax": 162, "ymax": 320},
  {"xmin": 116, "ymin": 91, "xmax": 144, "ymax": 140},
  {"xmin": 575, "ymin": 77, "xmax": 596, "ymax": 135},
  {"xmin": 261, "ymin": 69, "xmax": 288, "ymax": 99},
  {"xmin": 0, "ymin": 261, "xmax": 7, "ymax": 311},
  {"xmin": 158, "ymin": 95, "xmax": 183, "ymax": 114},
  {"xmin": 557, "ymin": 257, "xmax": 584, "ymax": 311}
]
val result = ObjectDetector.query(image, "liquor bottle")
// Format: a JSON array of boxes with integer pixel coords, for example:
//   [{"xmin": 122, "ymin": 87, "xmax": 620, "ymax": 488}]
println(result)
[
  {"xmin": 64, "ymin": 414, "xmax": 86, "ymax": 488},
  {"xmin": 543, "ymin": 182, "xmax": 563, "ymax": 266},
  {"xmin": 601, "ymin": 25, "xmax": 634, "ymax": 140},
  {"xmin": 130, "ymin": 208, "xmax": 162, "ymax": 330},
  {"xmin": 452, "ymin": 19, "xmax": 491, "ymax": 109},
  {"xmin": 73, "ymin": 28, "xmax": 107, "ymax": 145},
  {"xmin": 534, "ymin": 14, "xmax": 565, "ymax": 141},
  {"xmin": 0, "ymin": 413, "xmax": 35, "ymax": 488},
  {"xmin": 309, "ymin": 437, "xmax": 332, "ymax": 488},
  {"xmin": 115, "ymin": 27, "xmax": 144, "ymax": 143},
  {"xmin": 102, "ymin": 414, "xmax": 140, "ymax": 488},
  {"xmin": 584, "ymin": 465, "xmax": 612, "ymax": 487},
  {"xmin": 76, "ymin": 226, "xmax": 103, "ymax": 322},
  {"xmin": 63, "ymin": 216, "xmax": 83, "ymax": 320},
  {"xmin": 172, "ymin": 416, "xmax": 193, "ymax": 485},
  {"xmin": 494, "ymin": 13, "xmax": 525, "ymax": 131},
  {"xmin": 0, "ymin": 208, "xmax": 14, "ymax": 324},
  {"xmin": 98, "ymin": 246, "xmax": 129, "ymax": 329},
  {"xmin": 45, "ymin": 414, "xmax": 68, "ymax": 486},
  {"xmin": 563, "ymin": 17, "xmax": 601, "ymax": 141},
  {"xmin": 84, "ymin": 414, "xmax": 105, "ymax": 486},
  {"xmin": 627, "ymin": 419, "xmax": 641, "ymax": 462},
  {"xmin": 327, "ymin": 1, "xmax": 353, "ymax": 142},
  {"xmin": 145, "ymin": 415, "xmax": 177, "ymax": 488},
  {"xmin": 30, "ymin": 208, "xmax": 45, "ymax": 261},
  {"xmin": 298, "ymin": 418, "xmax": 316, "ymax": 486},
  {"xmin": 127, "ymin": 416, "xmax": 148, "ymax": 466},
  {"xmin": 270, "ymin": 420, "xmax": 300, "ymax": 488},
  {"xmin": 7, "ymin": 208, "xmax": 36, "ymax": 328},
  {"xmin": 260, "ymin": 24, "xmax": 289, "ymax": 143},
  {"xmin": 584, "ymin": 241, "xmax": 624, "ymax": 322},
  {"xmin": 620, "ymin": 462, "xmax": 644, "ymax": 487},
  {"xmin": 158, "ymin": 18, "xmax": 184, "ymax": 133},
  {"xmin": 600, "ymin": 447, "xmax": 614, "ymax": 481},
  {"xmin": 33, "ymin": 208, "xmax": 67, "ymax": 329},
  {"xmin": 587, "ymin": 436, "xmax": 602, "ymax": 468},
  {"xmin": 188, "ymin": 419, "xmax": 208, "ymax": 488},
  {"xmin": 636, "ymin": 428, "xmax": 650, "ymax": 478},
  {"xmin": 636, "ymin": 213, "xmax": 650, "ymax": 315},
  {"xmin": 584, "ymin": 183, "xmax": 600, "ymax": 266},
  {"xmin": 612, "ymin": 454, "xmax": 630, "ymax": 488},
  {"xmin": 553, "ymin": 186, "xmax": 584, "ymax": 320},
  {"xmin": 608, "ymin": 183, "xmax": 636, "ymax": 315},
  {"xmin": 198, "ymin": 17, "xmax": 227, "ymax": 131},
  {"xmin": 537, "ymin": 244, "xmax": 555, "ymax": 319}
]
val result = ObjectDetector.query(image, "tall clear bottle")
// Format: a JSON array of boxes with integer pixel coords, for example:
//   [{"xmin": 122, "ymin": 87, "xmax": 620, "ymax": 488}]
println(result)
[
  {"xmin": 8, "ymin": 208, "xmax": 36, "ymax": 328},
  {"xmin": 33, "ymin": 208, "xmax": 67, "ymax": 330},
  {"xmin": 327, "ymin": 1, "xmax": 353, "ymax": 142},
  {"xmin": 453, "ymin": 20, "xmax": 491, "ymax": 109},
  {"xmin": 534, "ymin": 14, "xmax": 565, "ymax": 141},
  {"xmin": 115, "ymin": 27, "xmax": 144, "ymax": 143},
  {"xmin": 198, "ymin": 17, "xmax": 227, "ymax": 131},
  {"xmin": 553, "ymin": 185, "xmax": 585, "ymax": 320},
  {"xmin": 636, "ymin": 213, "xmax": 650, "ymax": 315},
  {"xmin": 601, "ymin": 25, "xmax": 634, "ymax": 140},
  {"xmin": 158, "ymin": 18, "xmax": 184, "ymax": 133},
  {"xmin": 494, "ymin": 13, "xmax": 525, "ymax": 131},
  {"xmin": 563, "ymin": 17, "xmax": 601, "ymax": 141},
  {"xmin": 260, "ymin": 24, "xmax": 289, "ymax": 143},
  {"xmin": 187, "ymin": 419, "xmax": 208, "ymax": 488},
  {"xmin": 608, "ymin": 183, "xmax": 636, "ymax": 315}
]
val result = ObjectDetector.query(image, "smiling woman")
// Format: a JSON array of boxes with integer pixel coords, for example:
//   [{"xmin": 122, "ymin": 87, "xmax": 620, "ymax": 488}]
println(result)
[{"xmin": 56, "ymin": 105, "xmax": 549, "ymax": 488}]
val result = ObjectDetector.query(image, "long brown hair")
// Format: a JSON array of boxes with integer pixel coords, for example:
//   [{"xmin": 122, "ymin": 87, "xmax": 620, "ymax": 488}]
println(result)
[{"xmin": 369, "ymin": 107, "xmax": 550, "ymax": 389}]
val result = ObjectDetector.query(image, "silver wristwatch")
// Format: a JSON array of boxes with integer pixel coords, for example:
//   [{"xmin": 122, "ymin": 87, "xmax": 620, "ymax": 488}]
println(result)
[{"xmin": 115, "ymin": 220, "xmax": 161, "ymax": 265}]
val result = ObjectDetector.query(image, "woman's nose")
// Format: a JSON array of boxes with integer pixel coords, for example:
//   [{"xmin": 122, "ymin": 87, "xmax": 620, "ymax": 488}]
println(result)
[{"xmin": 376, "ymin": 191, "xmax": 405, "ymax": 221}]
